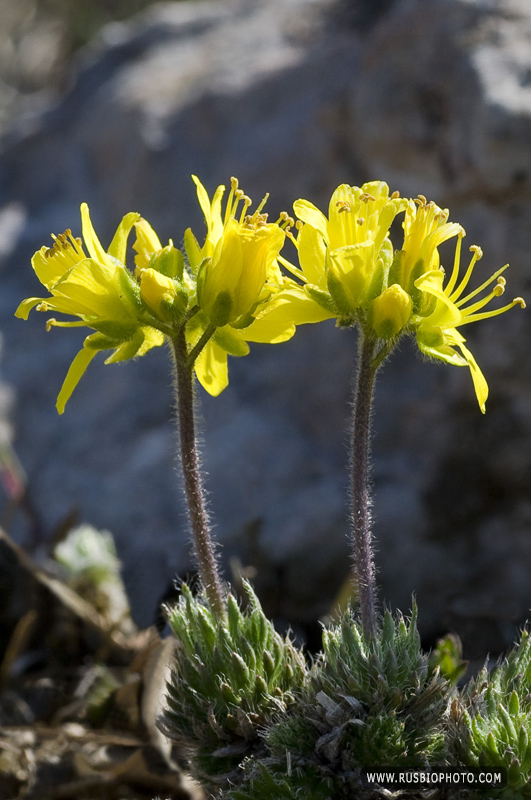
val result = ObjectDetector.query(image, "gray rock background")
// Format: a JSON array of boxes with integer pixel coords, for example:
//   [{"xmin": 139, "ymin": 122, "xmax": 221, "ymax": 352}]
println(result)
[{"xmin": 0, "ymin": 0, "xmax": 530, "ymax": 658}]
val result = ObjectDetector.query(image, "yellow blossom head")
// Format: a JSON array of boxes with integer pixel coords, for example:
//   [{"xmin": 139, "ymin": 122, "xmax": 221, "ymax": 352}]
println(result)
[
  {"xmin": 188, "ymin": 176, "xmax": 285, "ymax": 327},
  {"xmin": 280, "ymin": 182, "xmax": 407, "ymax": 319},
  {"xmin": 414, "ymin": 235, "xmax": 525, "ymax": 412},
  {"xmin": 15, "ymin": 204, "xmax": 165, "ymax": 413},
  {"xmin": 392, "ymin": 195, "xmax": 464, "ymax": 298}
]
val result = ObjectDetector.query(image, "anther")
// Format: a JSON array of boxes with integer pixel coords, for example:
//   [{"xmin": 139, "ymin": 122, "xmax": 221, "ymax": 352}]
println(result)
[
  {"xmin": 493, "ymin": 278, "xmax": 506, "ymax": 297},
  {"xmin": 295, "ymin": 220, "xmax": 303, "ymax": 230},
  {"xmin": 357, "ymin": 218, "xmax": 365, "ymax": 226},
  {"xmin": 360, "ymin": 193, "xmax": 376, "ymax": 203},
  {"xmin": 470, "ymin": 245, "xmax": 483, "ymax": 259},
  {"xmin": 391, "ymin": 190, "xmax": 400, "ymax": 199},
  {"xmin": 45, "ymin": 318, "xmax": 56, "ymax": 332},
  {"xmin": 515, "ymin": 297, "xmax": 526, "ymax": 308},
  {"xmin": 230, "ymin": 177, "xmax": 239, "ymax": 190}
]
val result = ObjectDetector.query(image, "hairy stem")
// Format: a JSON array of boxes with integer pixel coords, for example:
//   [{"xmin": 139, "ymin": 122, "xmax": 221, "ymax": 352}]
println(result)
[
  {"xmin": 171, "ymin": 328, "xmax": 225, "ymax": 618},
  {"xmin": 351, "ymin": 332, "xmax": 378, "ymax": 637}
]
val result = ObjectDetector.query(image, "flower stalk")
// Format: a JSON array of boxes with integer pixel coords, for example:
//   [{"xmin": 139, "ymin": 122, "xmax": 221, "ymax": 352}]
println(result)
[
  {"xmin": 350, "ymin": 331, "xmax": 379, "ymax": 638},
  {"xmin": 171, "ymin": 325, "xmax": 225, "ymax": 618}
]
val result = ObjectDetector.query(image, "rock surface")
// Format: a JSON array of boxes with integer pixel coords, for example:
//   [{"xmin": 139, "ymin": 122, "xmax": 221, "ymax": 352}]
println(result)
[{"xmin": 0, "ymin": 0, "xmax": 530, "ymax": 657}]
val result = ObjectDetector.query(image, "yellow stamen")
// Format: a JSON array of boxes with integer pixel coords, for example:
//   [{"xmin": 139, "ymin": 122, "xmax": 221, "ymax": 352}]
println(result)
[
  {"xmin": 449, "ymin": 245, "xmax": 483, "ymax": 302},
  {"xmin": 460, "ymin": 297, "xmax": 526, "ymax": 325},
  {"xmin": 444, "ymin": 232, "xmax": 464, "ymax": 296},
  {"xmin": 278, "ymin": 254, "xmax": 307, "ymax": 282},
  {"xmin": 455, "ymin": 265, "xmax": 509, "ymax": 308}
]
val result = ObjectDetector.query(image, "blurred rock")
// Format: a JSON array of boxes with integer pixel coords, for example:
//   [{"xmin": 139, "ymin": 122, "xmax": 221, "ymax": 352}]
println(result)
[{"xmin": 0, "ymin": 0, "xmax": 529, "ymax": 658}]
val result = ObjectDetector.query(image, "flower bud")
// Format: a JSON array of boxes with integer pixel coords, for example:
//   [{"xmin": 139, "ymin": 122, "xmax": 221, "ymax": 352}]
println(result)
[
  {"xmin": 140, "ymin": 268, "xmax": 187, "ymax": 322},
  {"xmin": 369, "ymin": 284, "xmax": 412, "ymax": 339}
]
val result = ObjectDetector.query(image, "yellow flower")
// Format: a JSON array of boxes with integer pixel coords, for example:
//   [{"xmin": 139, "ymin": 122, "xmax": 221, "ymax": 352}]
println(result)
[
  {"xmin": 15, "ymin": 204, "xmax": 165, "ymax": 413},
  {"xmin": 394, "ymin": 195, "xmax": 464, "ymax": 296},
  {"xmin": 185, "ymin": 176, "xmax": 285, "ymax": 327},
  {"xmin": 414, "ymin": 234, "xmax": 525, "ymax": 412},
  {"xmin": 265, "ymin": 182, "xmax": 406, "ymax": 325},
  {"xmin": 181, "ymin": 176, "xmax": 296, "ymax": 395}
]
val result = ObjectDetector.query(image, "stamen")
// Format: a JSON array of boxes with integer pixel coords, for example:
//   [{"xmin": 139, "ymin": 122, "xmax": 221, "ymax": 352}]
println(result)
[
  {"xmin": 455, "ymin": 265, "xmax": 508, "ymax": 308},
  {"xmin": 278, "ymin": 255, "xmax": 307, "ymax": 282},
  {"xmin": 415, "ymin": 195, "xmax": 427, "ymax": 207},
  {"xmin": 449, "ymin": 244, "xmax": 483, "ymax": 302},
  {"xmin": 285, "ymin": 229, "xmax": 298, "ymax": 247},
  {"xmin": 224, "ymin": 179, "xmax": 238, "ymax": 224},
  {"xmin": 336, "ymin": 201, "xmax": 351, "ymax": 213},
  {"xmin": 461, "ymin": 279, "xmax": 507, "ymax": 318},
  {"xmin": 295, "ymin": 220, "xmax": 303, "ymax": 230},
  {"xmin": 391, "ymin": 190, "xmax": 400, "ymax": 199},
  {"xmin": 360, "ymin": 193, "xmax": 376, "ymax": 203},
  {"xmin": 255, "ymin": 193, "xmax": 269, "ymax": 215},
  {"xmin": 239, "ymin": 195, "xmax": 252, "ymax": 223},
  {"xmin": 460, "ymin": 297, "xmax": 526, "ymax": 325},
  {"xmin": 444, "ymin": 232, "xmax": 464, "ymax": 296}
]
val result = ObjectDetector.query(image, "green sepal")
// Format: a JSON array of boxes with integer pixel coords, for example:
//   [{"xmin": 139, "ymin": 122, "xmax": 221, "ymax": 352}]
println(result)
[
  {"xmin": 304, "ymin": 284, "xmax": 338, "ymax": 314},
  {"xmin": 149, "ymin": 244, "xmax": 184, "ymax": 279},
  {"xmin": 90, "ymin": 319, "xmax": 139, "ymax": 340},
  {"xmin": 207, "ymin": 290, "xmax": 233, "ymax": 328},
  {"xmin": 184, "ymin": 228, "xmax": 202, "ymax": 273},
  {"xmin": 327, "ymin": 270, "xmax": 356, "ymax": 315},
  {"xmin": 387, "ymin": 249, "xmax": 405, "ymax": 289},
  {"xmin": 407, "ymin": 258, "xmax": 429, "ymax": 312},
  {"xmin": 377, "ymin": 239, "xmax": 394, "ymax": 287},
  {"xmin": 213, "ymin": 326, "xmax": 251, "ymax": 357}
]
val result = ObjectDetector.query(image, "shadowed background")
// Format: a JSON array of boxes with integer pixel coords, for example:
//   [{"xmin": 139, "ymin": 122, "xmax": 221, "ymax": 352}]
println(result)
[{"xmin": 0, "ymin": 0, "xmax": 530, "ymax": 660}]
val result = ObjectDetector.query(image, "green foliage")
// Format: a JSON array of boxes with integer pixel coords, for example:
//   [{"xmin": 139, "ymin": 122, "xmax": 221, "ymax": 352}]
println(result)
[
  {"xmin": 429, "ymin": 633, "xmax": 468, "ymax": 685},
  {"xmin": 227, "ymin": 763, "xmax": 333, "ymax": 800},
  {"xmin": 454, "ymin": 629, "xmax": 531, "ymax": 797},
  {"xmin": 224, "ymin": 605, "xmax": 452, "ymax": 799},
  {"xmin": 162, "ymin": 583, "xmax": 308, "ymax": 789}
]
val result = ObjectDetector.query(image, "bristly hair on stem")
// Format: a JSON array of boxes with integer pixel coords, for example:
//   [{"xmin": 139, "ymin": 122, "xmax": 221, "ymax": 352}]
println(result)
[
  {"xmin": 170, "ymin": 326, "xmax": 226, "ymax": 618},
  {"xmin": 349, "ymin": 330, "xmax": 397, "ymax": 638}
]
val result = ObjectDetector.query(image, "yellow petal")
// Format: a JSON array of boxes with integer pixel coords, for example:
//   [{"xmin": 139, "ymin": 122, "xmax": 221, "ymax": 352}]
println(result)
[
  {"xmin": 15, "ymin": 297, "xmax": 45, "ymax": 320},
  {"xmin": 293, "ymin": 199, "xmax": 328, "ymax": 243},
  {"xmin": 415, "ymin": 270, "xmax": 462, "ymax": 328},
  {"xmin": 54, "ymin": 260, "xmax": 139, "ymax": 320},
  {"xmin": 256, "ymin": 286, "xmax": 335, "ymax": 325},
  {"xmin": 298, "ymin": 224, "xmax": 327, "ymax": 288},
  {"xmin": 194, "ymin": 339, "xmax": 229, "ymax": 396},
  {"xmin": 80, "ymin": 203, "xmax": 113, "ymax": 268},
  {"xmin": 56, "ymin": 346, "xmax": 98, "ymax": 414},
  {"xmin": 108, "ymin": 212, "xmax": 141, "ymax": 263},
  {"xmin": 241, "ymin": 316, "xmax": 296, "ymax": 344}
]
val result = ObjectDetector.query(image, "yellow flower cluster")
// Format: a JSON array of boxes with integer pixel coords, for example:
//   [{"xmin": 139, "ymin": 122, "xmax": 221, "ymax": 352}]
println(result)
[
  {"xmin": 16, "ymin": 178, "xmax": 525, "ymax": 413},
  {"xmin": 264, "ymin": 185, "xmax": 525, "ymax": 413}
]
